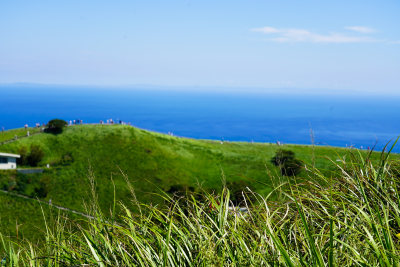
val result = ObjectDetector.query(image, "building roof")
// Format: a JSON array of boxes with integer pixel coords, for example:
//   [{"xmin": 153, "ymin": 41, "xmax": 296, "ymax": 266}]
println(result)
[{"xmin": 0, "ymin": 152, "xmax": 20, "ymax": 158}]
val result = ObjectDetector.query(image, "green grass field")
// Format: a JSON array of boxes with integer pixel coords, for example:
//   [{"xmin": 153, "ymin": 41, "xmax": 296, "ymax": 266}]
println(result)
[{"xmin": 0, "ymin": 124, "xmax": 398, "ymax": 245}]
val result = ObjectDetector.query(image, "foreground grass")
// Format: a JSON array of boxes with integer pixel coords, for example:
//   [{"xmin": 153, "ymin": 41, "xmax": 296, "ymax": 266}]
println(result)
[{"xmin": 1, "ymin": 145, "xmax": 400, "ymax": 266}]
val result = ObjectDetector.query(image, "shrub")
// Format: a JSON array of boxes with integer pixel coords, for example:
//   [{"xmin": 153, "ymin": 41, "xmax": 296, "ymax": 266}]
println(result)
[
  {"xmin": 271, "ymin": 149, "xmax": 302, "ymax": 176},
  {"xmin": 271, "ymin": 149, "xmax": 295, "ymax": 166},
  {"xmin": 16, "ymin": 146, "xmax": 28, "ymax": 165},
  {"xmin": 226, "ymin": 180, "xmax": 254, "ymax": 205},
  {"xmin": 167, "ymin": 184, "xmax": 195, "ymax": 197},
  {"xmin": 280, "ymin": 157, "xmax": 302, "ymax": 176},
  {"xmin": 34, "ymin": 176, "xmax": 50, "ymax": 198},
  {"xmin": 15, "ymin": 173, "xmax": 30, "ymax": 193},
  {"xmin": 26, "ymin": 144, "xmax": 44, "ymax": 167},
  {"xmin": 61, "ymin": 152, "xmax": 74, "ymax": 165},
  {"xmin": 45, "ymin": 119, "xmax": 67, "ymax": 134}
]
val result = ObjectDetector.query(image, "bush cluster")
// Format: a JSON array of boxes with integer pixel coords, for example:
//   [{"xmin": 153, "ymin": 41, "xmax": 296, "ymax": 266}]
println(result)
[
  {"xmin": 17, "ymin": 144, "xmax": 44, "ymax": 167},
  {"xmin": 226, "ymin": 180, "xmax": 254, "ymax": 205},
  {"xmin": 45, "ymin": 119, "xmax": 67, "ymax": 134},
  {"xmin": 271, "ymin": 149, "xmax": 303, "ymax": 176},
  {"xmin": 60, "ymin": 152, "xmax": 74, "ymax": 165}
]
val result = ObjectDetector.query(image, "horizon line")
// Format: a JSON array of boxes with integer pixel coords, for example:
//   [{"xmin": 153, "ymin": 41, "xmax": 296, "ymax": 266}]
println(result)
[{"xmin": 0, "ymin": 82, "xmax": 398, "ymax": 96}]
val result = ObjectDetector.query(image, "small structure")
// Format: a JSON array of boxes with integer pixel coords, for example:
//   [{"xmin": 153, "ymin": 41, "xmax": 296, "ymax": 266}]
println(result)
[{"xmin": 0, "ymin": 152, "xmax": 20, "ymax": 170}]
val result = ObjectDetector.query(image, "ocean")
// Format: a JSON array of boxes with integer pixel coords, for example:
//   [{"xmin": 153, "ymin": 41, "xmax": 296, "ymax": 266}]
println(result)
[{"xmin": 1, "ymin": 85, "xmax": 399, "ymax": 152}]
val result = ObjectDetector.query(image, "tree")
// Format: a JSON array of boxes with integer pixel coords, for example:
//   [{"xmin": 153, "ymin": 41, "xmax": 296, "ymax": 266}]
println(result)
[
  {"xmin": 271, "ymin": 149, "xmax": 302, "ymax": 176},
  {"xmin": 45, "ymin": 119, "xmax": 67, "ymax": 134},
  {"xmin": 16, "ymin": 146, "xmax": 28, "ymax": 165},
  {"xmin": 271, "ymin": 149, "xmax": 296, "ymax": 166},
  {"xmin": 26, "ymin": 144, "xmax": 44, "ymax": 167}
]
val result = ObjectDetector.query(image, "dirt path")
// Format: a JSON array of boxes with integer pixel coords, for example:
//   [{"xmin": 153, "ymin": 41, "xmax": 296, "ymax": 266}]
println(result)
[
  {"xmin": 0, "ymin": 131, "xmax": 42, "ymax": 146},
  {"xmin": 0, "ymin": 189, "xmax": 95, "ymax": 220}
]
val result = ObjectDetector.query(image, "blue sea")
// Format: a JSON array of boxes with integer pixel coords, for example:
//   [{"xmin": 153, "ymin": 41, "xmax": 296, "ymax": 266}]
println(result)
[{"xmin": 1, "ymin": 85, "xmax": 400, "ymax": 152}]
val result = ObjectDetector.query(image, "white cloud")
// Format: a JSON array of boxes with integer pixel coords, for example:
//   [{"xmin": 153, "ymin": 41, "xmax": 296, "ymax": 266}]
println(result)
[
  {"xmin": 345, "ymin": 26, "xmax": 375, "ymax": 34},
  {"xmin": 251, "ymin": 26, "xmax": 280, "ymax": 34},
  {"xmin": 251, "ymin": 26, "xmax": 376, "ymax": 43}
]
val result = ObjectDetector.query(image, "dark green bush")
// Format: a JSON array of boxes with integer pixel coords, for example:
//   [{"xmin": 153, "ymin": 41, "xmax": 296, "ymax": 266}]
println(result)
[
  {"xmin": 26, "ymin": 145, "xmax": 44, "ymax": 167},
  {"xmin": 271, "ymin": 149, "xmax": 295, "ymax": 166},
  {"xmin": 15, "ymin": 173, "xmax": 30, "ymax": 193},
  {"xmin": 17, "ymin": 145, "xmax": 44, "ymax": 167},
  {"xmin": 226, "ymin": 180, "xmax": 254, "ymax": 205},
  {"xmin": 17, "ymin": 146, "xmax": 28, "ymax": 165},
  {"xmin": 34, "ymin": 176, "xmax": 50, "ymax": 198},
  {"xmin": 280, "ymin": 158, "xmax": 303, "ymax": 176},
  {"xmin": 167, "ymin": 184, "xmax": 195, "ymax": 197},
  {"xmin": 61, "ymin": 152, "xmax": 74, "ymax": 165},
  {"xmin": 271, "ymin": 149, "xmax": 303, "ymax": 176},
  {"xmin": 45, "ymin": 119, "xmax": 67, "ymax": 134}
]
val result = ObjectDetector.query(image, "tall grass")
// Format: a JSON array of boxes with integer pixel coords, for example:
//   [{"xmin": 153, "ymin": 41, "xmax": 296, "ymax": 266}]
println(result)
[{"xmin": 1, "ymin": 146, "xmax": 400, "ymax": 266}]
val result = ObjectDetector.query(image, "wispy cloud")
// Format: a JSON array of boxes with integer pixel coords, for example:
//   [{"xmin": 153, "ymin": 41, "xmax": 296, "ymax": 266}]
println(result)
[
  {"xmin": 251, "ymin": 26, "xmax": 377, "ymax": 43},
  {"xmin": 345, "ymin": 26, "xmax": 375, "ymax": 34}
]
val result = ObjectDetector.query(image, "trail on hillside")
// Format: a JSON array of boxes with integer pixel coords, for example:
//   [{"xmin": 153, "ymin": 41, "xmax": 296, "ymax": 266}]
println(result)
[
  {"xmin": 0, "ymin": 131, "xmax": 42, "ymax": 146},
  {"xmin": 0, "ymin": 189, "xmax": 94, "ymax": 220}
]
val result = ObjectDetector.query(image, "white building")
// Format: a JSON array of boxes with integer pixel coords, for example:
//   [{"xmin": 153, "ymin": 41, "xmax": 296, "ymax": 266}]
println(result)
[{"xmin": 0, "ymin": 152, "xmax": 20, "ymax": 170}]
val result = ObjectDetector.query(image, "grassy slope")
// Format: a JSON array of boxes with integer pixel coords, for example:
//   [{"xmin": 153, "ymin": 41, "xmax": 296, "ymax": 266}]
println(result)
[
  {"xmin": 0, "ymin": 124, "xmax": 398, "ymax": 241},
  {"xmin": 0, "ymin": 193, "xmax": 77, "ymax": 243},
  {"xmin": 0, "ymin": 127, "xmax": 41, "ymax": 143}
]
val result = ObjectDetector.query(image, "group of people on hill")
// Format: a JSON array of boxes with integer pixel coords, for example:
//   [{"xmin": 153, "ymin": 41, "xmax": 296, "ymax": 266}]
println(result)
[
  {"xmin": 9, "ymin": 119, "xmax": 130, "ymax": 131},
  {"xmin": 65, "ymin": 118, "xmax": 131, "ymax": 126},
  {"xmin": 69, "ymin": 119, "xmax": 83, "ymax": 125},
  {"xmin": 99, "ymin": 119, "xmax": 131, "ymax": 125},
  {"xmin": 23, "ymin": 122, "xmax": 44, "ymax": 129}
]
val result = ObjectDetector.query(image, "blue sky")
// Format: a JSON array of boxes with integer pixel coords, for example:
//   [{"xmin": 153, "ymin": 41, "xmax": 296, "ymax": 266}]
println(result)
[{"xmin": 0, "ymin": 0, "xmax": 399, "ymax": 94}]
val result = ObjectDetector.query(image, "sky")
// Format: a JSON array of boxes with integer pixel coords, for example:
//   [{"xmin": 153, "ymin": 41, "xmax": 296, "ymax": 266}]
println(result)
[{"xmin": 0, "ymin": 0, "xmax": 399, "ymax": 94}]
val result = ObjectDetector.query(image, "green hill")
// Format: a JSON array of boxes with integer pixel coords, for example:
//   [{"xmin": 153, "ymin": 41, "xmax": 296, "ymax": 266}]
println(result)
[{"xmin": 0, "ymin": 124, "xmax": 398, "ymax": 241}]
